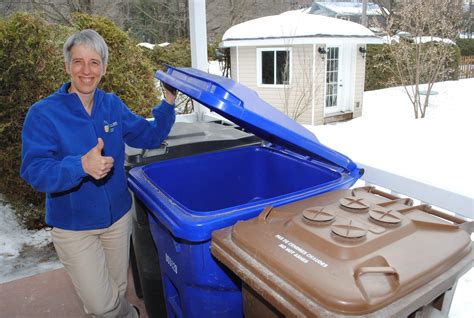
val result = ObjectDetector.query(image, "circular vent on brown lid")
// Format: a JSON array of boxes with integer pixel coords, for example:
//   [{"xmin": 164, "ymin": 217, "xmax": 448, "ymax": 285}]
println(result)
[
  {"xmin": 302, "ymin": 206, "xmax": 335, "ymax": 224},
  {"xmin": 331, "ymin": 220, "xmax": 368, "ymax": 241},
  {"xmin": 369, "ymin": 206, "xmax": 403, "ymax": 226},
  {"xmin": 339, "ymin": 196, "xmax": 371, "ymax": 212}
]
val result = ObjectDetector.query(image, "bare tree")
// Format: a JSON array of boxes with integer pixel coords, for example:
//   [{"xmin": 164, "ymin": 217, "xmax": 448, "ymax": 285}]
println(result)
[
  {"xmin": 280, "ymin": 45, "xmax": 323, "ymax": 121},
  {"xmin": 127, "ymin": 0, "xmax": 189, "ymax": 43},
  {"xmin": 468, "ymin": 0, "xmax": 473, "ymax": 38},
  {"xmin": 361, "ymin": 0, "xmax": 368, "ymax": 27},
  {"xmin": 380, "ymin": 0, "xmax": 464, "ymax": 119},
  {"xmin": 372, "ymin": 0, "xmax": 397, "ymax": 31},
  {"xmin": 206, "ymin": 0, "xmax": 312, "ymax": 42},
  {"xmin": 1, "ymin": 0, "xmax": 130, "ymax": 27},
  {"xmin": 2, "ymin": 0, "xmax": 313, "ymax": 43}
]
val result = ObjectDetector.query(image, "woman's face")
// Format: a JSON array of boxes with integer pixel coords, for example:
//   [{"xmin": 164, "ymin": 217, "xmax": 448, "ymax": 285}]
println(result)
[{"xmin": 65, "ymin": 44, "xmax": 107, "ymax": 96}]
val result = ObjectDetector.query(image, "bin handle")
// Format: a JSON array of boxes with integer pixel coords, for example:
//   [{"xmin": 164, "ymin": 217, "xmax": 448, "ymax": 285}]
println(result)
[
  {"xmin": 354, "ymin": 266, "xmax": 400, "ymax": 304},
  {"xmin": 258, "ymin": 206, "xmax": 274, "ymax": 222},
  {"xmin": 398, "ymin": 204, "xmax": 473, "ymax": 233},
  {"xmin": 141, "ymin": 141, "xmax": 168, "ymax": 157},
  {"xmin": 422, "ymin": 206, "xmax": 473, "ymax": 232}
]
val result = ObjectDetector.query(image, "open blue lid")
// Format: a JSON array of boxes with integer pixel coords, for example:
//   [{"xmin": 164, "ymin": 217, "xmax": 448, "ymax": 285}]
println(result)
[{"xmin": 155, "ymin": 66, "xmax": 357, "ymax": 172}]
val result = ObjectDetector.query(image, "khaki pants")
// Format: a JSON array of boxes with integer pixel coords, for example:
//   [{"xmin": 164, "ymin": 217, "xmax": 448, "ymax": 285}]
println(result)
[{"xmin": 51, "ymin": 211, "xmax": 138, "ymax": 318}]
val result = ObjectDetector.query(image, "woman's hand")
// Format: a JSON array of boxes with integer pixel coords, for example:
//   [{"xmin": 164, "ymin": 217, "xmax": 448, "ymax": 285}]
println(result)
[
  {"xmin": 162, "ymin": 83, "xmax": 177, "ymax": 105},
  {"xmin": 81, "ymin": 138, "xmax": 114, "ymax": 180}
]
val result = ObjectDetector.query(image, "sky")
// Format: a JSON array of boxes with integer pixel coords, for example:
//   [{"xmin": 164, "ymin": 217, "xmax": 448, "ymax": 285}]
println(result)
[{"xmin": 1, "ymin": 78, "xmax": 473, "ymax": 317}]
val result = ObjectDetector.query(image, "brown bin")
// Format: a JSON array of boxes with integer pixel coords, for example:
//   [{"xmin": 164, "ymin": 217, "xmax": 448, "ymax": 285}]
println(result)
[{"xmin": 211, "ymin": 186, "xmax": 473, "ymax": 317}]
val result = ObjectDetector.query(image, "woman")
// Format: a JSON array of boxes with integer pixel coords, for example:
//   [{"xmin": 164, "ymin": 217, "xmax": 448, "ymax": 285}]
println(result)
[{"xmin": 21, "ymin": 29, "xmax": 176, "ymax": 317}]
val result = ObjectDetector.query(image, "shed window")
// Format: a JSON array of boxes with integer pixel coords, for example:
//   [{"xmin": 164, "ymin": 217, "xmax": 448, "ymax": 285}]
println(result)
[{"xmin": 259, "ymin": 49, "xmax": 290, "ymax": 85}]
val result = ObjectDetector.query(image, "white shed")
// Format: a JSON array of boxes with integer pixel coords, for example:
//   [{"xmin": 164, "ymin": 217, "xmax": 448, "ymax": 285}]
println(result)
[{"xmin": 220, "ymin": 10, "xmax": 382, "ymax": 125}]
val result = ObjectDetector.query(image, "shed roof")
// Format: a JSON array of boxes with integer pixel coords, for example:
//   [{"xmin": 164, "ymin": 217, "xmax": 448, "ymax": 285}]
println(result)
[{"xmin": 221, "ymin": 10, "xmax": 382, "ymax": 48}]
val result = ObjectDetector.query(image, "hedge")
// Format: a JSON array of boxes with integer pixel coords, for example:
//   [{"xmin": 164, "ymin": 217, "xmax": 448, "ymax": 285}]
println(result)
[{"xmin": 456, "ymin": 38, "xmax": 474, "ymax": 56}]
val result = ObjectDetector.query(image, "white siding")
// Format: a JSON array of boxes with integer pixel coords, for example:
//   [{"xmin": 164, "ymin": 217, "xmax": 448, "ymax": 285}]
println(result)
[
  {"xmin": 230, "ymin": 45, "xmax": 328, "ymax": 125},
  {"xmin": 353, "ymin": 45, "xmax": 367, "ymax": 118},
  {"xmin": 312, "ymin": 48, "xmax": 326, "ymax": 126},
  {"xmin": 230, "ymin": 47, "xmax": 238, "ymax": 81},
  {"xmin": 234, "ymin": 47, "xmax": 256, "ymax": 89}
]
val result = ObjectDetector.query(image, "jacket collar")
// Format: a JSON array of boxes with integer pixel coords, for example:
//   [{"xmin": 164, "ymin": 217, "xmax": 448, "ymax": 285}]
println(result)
[{"xmin": 57, "ymin": 82, "xmax": 104, "ymax": 117}]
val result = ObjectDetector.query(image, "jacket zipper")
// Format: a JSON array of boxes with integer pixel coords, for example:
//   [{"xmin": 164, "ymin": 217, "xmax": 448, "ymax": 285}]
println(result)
[{"xmin": 87, "ymin": 99, "xmax": 113, "ymax": 226}]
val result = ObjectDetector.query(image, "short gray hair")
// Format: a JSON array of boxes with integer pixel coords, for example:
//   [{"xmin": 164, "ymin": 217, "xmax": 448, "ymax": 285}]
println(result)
[{"xmin": 63, "ymin": 29, "xmax": 109, "ymax": 65}]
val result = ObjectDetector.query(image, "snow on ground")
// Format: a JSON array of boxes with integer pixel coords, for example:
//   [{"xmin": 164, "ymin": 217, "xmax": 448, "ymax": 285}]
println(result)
[
  {"xmin": 208, "ymin": 60, "xmax": 224, "ymax": 76},
  {"xmin": 0, "ymin": 195, "xmax": 61, "ymax": 284},
  {"xmin": 305, "ymin": 79, "xmax": 474, "ymax": 201}
]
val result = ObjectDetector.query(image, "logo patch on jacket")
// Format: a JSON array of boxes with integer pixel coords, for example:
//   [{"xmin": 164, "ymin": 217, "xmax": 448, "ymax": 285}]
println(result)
[{"xmin": 104, "ymin": 121, "xmax": 118, "ymax": 133}]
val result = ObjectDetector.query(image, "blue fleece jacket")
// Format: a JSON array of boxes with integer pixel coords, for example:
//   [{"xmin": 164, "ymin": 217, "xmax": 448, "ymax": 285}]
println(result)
[{"xmin": 20, "ymin": 83, "xmax": 176, "ymax": 230}]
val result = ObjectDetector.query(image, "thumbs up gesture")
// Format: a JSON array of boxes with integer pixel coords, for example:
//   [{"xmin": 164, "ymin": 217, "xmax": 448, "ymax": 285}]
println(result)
[{"xmin": 81, "ymin": 138, "xmax": 114, "ymax": 180}]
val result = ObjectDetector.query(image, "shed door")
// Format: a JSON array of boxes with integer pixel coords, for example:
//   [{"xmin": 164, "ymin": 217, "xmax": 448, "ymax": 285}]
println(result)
[{"xmin": 324, "ymin": 46, "xmax": 343, "ymax": 114}]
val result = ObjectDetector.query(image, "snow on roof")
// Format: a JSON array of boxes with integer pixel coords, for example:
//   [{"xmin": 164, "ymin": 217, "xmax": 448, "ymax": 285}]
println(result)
[
  {"xmin": 414, "ymin": 37, "xmax": 455, "ymax": 45},
  {"xmin": 312, "ymin": 1, "xmax": 385, "ymax": 16},
  {"xmin": 137, "ymin": 42, "xmax": 170, "ymax": 50},
  {"xmin": 221, "ymin": 10, "xmax": 380, "ymax": 47},
  {"xmin": 381, "ymin": 35, "xmax": 456, "ymax": 45},
  {"xmin": 137, "ymin": 42, "xmax": 155, "ymax": 49}
]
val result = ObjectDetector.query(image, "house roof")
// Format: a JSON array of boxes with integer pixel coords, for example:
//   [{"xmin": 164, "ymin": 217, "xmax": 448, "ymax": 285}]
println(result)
[
  {"xmin": 309, "ymin": 2, "xmax": 386, "ymax": 16},
  {"xmin": 221, "ymin": 10, "xmax": 382, "ymax": 48}
]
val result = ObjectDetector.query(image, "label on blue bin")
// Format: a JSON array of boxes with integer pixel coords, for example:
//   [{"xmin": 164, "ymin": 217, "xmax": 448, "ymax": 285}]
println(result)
[
  {"xmin": 275, "ymin": 234, "xmax": 328, "ymax": 268},
  {"xmin": 166, "ymin": 253, "xmax": 178, "ymax": 274}
]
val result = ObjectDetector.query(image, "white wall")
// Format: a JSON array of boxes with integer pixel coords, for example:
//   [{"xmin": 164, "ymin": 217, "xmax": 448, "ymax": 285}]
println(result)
[{"xmin": 353, "ymin": 44, "xmax": 367, "ymax": 119}]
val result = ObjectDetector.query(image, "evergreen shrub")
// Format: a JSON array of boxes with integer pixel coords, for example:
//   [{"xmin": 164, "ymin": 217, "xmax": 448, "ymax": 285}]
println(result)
[
  {"xmin": 456, "ymin": 38, "xmax": 474, "ymax": 56},
  {"xmin": 365, "ymin": 44, "xmax": 395, "ymax": 91},
  {"xmin": 0, "ymin": 13, "xmax": 69, "ymax": 229},
  {"xmin": 148, "ymin": 38, "xmax": 192, "ymax": 71},
  {"xmin": 146, "ymin": 38, "xmax": 222, "ymax": 71}
]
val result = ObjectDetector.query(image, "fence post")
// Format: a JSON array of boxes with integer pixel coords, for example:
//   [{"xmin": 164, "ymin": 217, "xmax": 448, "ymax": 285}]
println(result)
[{"xmin": 459, "ymin": 55, "xmax": 474, "ymax": 79}]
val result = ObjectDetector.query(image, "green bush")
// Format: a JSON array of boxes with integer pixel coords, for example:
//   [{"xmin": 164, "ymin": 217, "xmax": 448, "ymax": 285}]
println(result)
[
  {"xmin": 147, "ymin": 38, "xmax": 192, "ymax": 71},
  {"xmin": 207, "ymin": 40, "xmax": 220, "ymax": 61},
  {"xmin": 0, "ymin": 13, "xmax": 159, "ymax": 229},
  {"xmin": 365, "ymin": 44, "xmax": 396, "ymax": 91},
  {"xmin": 456, "ymin": 38, "xmax": 474, "ymax": 56},
  {"xmin": 146, "ymin": 38, "xmax": 222, "ymax": 72},
  {"xmin": 0, "ymin": 13, "xmax": 69, "ymax": 229},
  {"xmin": 445, "ymin": 44, "xmax": 461, "ymax": 80}
]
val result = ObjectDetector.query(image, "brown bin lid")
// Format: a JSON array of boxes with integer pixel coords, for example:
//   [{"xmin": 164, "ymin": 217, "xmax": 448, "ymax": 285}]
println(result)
[{"xmin": 211, "ymin": 187, "xmax": 472, "ymax": 316}]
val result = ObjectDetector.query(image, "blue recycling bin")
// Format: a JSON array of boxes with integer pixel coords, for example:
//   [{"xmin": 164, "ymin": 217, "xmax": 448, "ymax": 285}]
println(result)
[
  {"xmin": 128, "ymin": 66, "xmax": 362, "ymax": 318},
  {"xmin": 126, "ymin": 121, "xmax": 260, "ymax": 318}
]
